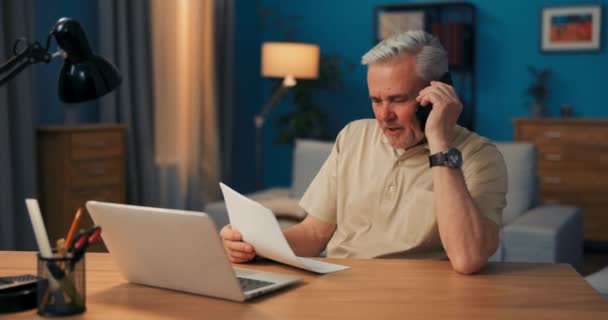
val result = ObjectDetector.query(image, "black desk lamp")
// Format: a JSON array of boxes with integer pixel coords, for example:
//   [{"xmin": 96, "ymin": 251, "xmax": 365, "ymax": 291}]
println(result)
[
  {"xmin": 0, "ymin": 17, "xmax": 122, "ymax": 102},
  {"xmin": 0, "ymin": 17, "xmax": 121, "ymax": 315}
]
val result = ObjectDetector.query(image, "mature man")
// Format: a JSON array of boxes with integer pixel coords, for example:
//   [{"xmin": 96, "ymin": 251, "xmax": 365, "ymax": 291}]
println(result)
[{"xmin": 221, "ymin": 30, "xmax": 507, "ymax": 274}]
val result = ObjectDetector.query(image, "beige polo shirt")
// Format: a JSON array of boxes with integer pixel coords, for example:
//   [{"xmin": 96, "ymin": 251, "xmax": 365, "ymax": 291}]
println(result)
[{"xmin": 299, "ymin": 119, "xmax": 507, "ymax": 259}]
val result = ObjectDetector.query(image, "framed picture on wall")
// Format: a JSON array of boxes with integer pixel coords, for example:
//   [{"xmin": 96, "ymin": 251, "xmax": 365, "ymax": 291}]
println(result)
[
  {"xmin": 377, "ymin": 10, "xmax": 425, "ymax": 41},
  {"xmin": 541, "ymin": 5, "xmax": 602, "ymax": 52}
]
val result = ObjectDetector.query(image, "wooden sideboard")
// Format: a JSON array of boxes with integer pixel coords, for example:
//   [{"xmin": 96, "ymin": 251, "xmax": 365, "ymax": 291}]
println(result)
[
  {"xmin": 37, "ymin": 125, "xmax": 127, "ymax": 251},
  {"xmin": 514, "ymin": 118, "xmax": 608, "ymax": 242}
]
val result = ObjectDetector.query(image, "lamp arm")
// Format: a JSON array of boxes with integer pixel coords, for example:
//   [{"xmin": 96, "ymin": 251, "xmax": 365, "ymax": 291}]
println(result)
[
  {"xmin": 0, "ymin": 39, "xmax": 54, "ymax": 87},
  {"xmin": 254, "ymin": 83, "xmax": 292, "ymax": 128}
]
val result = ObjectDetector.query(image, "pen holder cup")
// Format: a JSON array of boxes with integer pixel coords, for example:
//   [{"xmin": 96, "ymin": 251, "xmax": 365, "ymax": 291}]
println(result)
[{"xmin": 36, "ymin": 252, "xmax": 86, "ymax": 317}]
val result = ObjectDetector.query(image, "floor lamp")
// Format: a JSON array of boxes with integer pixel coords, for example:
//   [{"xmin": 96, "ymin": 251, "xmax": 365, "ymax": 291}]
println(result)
[{"xmin": 255, "ymin": 42, "xmax": 320, "ymax": 190}]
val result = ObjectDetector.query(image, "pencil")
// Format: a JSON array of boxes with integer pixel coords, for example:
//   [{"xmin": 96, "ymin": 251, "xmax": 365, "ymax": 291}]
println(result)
[{"xmin": 65, "ymin": 207, "xmax": 83, "ymax": 248}]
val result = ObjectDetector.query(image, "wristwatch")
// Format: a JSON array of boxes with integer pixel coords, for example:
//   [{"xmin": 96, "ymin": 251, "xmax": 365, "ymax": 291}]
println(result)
[{"xmin": 429, "ymin": 147, "xmax": 463, "ymax": 168}]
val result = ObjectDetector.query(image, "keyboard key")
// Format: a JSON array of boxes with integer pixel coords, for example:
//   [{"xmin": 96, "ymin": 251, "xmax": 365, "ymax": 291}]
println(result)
[{"xmin": 238, "ymin": 277, "xmax": 274, "ymax": 291}]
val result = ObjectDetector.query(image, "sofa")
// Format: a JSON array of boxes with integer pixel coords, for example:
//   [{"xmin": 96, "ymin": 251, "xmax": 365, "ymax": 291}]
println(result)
[
  {"xmin": 205, "ymin": 139, "xmax": 331, "ymax": 230},
  {"xmin": 205, "ymin": 139, "xmax": 583, "ymax": 269},
  {"xmin": 488, "ymin": 143, "xmax": 582, "ymax": 271}
]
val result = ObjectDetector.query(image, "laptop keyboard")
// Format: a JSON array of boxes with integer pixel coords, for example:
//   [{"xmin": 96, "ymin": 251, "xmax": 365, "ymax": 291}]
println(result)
[{"xmin": 238, "ymin": 277, "xmax": 274, "ymax": 292}]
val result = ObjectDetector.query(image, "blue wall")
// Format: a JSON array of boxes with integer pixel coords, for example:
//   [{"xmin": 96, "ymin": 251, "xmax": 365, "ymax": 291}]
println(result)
[
  {"xmin": 230, "ymin": 0, "xmax": 263, "ymax": 192},
  {"xmin": 236, "ymin": 0, "xmax": 608, "ymax": 190},
  {"xmin": 33, "ymin": 0, "xmax": 99, "ymax": 125},
  {"xmin": 31, "ymin": 1, "xmax": 607, "ymax": 194}
]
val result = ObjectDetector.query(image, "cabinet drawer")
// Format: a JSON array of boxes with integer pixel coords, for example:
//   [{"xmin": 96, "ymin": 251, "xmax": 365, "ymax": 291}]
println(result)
[
  {"xmin": 68, "ymin": 185, "xmax": 124, "ymax": 252},
  {"xmin": 70, "ymin": 131, "xmax": 124, "ymax": 160},
  {"xmin": 537, "ymin": 144, "xmax": 608, "ymax": 170},
  {"xmin": 542, "ymin": 191, "xmax": 608, "ymax": 206},
  {"xmin": 70, "ymin": 159, "xmax": 123, "ymax": 187},
  {"xmin": 538, "ymin": 169, "xmax": 608, "ymax": 192},
  {"xmin": 69, "ymin": 186, "xmax": 124, "ymax": 211},
  {"xmin": 518, "ymin": 124, "xmax": 608, "ymax": 147},
  {"xmin": 68, "ymin": 185, "xmax": 124, "ymax": 226}
]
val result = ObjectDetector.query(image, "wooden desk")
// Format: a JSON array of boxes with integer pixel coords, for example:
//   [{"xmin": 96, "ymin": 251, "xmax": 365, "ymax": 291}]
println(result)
[{"xmin": 1, "ymin": 251, "xmax": 607, "ymax": 319}]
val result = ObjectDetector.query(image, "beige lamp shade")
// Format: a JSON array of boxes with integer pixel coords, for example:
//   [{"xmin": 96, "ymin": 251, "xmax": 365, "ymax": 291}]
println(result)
[{"xmin": 261, "ymin": 42, "xmax": 320, "ymax": 79}]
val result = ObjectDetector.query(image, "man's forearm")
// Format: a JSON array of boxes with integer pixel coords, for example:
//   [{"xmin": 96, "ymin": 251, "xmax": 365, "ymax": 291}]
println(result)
[
  {"xmin": 432, "ymin": 166, "xmax": 499, "ymax": 274},
  {"xmin": 282, "ymin": 216, "xmax": 336, "ymax": 257}
]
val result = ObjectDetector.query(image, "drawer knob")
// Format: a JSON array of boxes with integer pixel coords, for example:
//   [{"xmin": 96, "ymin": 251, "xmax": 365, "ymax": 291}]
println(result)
[
  {"xmin": 544, "ymin": 177, "xmax": 561, "ymax": 184},
  {"xmin": 545, "ymin": 131, "xmax": 561, "ymax": 139},
  {"xmin": 545, "ymin": 154, "xmax": 562, "ymax": 161}
]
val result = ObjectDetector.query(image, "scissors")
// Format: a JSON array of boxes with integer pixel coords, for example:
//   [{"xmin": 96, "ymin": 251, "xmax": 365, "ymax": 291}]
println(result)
[
  {"xmin": 69, "ymin": 226, "xmax": 102, "ymax": 252},
  {"xmin": 69, "ymin": 226, "xmax": 102, "ymax": 269}
]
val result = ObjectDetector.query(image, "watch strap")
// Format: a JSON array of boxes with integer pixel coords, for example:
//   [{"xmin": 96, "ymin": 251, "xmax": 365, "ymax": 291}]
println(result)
[{"xmin": 429, "ymin": 152, "xmax": 447, "ymax": 167}]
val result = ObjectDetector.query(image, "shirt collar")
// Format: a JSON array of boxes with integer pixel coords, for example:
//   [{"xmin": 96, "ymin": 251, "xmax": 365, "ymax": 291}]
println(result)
[{"xmin": 380, "ymin": 125, "xmax": 463, "ymax": 157}]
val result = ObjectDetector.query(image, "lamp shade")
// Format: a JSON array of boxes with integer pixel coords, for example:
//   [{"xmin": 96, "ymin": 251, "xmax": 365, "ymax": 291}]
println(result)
[
  {"xmin": 54, "ymin": 18, "xmax": 122, "ymax": 103},
  {"xmin": 261, "ymin": 42, "xmax": 320, "ymax": 79}
]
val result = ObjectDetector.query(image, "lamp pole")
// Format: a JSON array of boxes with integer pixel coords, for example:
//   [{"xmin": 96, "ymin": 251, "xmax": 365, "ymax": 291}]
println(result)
[
  {"xmin": 254, "ymin": 115, "xmax": 265, "ymax": 191},
  {"xmin": 254, "ymin": 77, "xmax": 295, "ymax": 190},
  {"xmin": 256, "ymin": 42, "xmax": 319, "ymax": 190}
]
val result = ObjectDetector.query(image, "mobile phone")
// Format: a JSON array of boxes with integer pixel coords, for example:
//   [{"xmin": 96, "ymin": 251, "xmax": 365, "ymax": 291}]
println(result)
[{"xmin": 415, "ymin": 72, "xmax": 453, "ymax": 131}]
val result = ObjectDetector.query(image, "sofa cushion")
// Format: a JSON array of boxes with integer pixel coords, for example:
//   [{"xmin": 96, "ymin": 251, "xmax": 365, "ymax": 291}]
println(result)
[
  {"xmin": 248, "ymin": 188, "xmax": 307, "ymax": 220},
  {"xmin": 291, "ymin": 139, "xmax": 334, "ymax": 198},
  {"xmin": 494, "ymin": 143, "xmax": 537, "ymax": 225}
]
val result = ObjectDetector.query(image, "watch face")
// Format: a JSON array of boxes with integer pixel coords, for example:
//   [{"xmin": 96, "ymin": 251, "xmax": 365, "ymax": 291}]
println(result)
[
  {"xmin": 429, "ymin": 148, "xmax": 463, "ymax": 168},
  {"xmin": 447, "ymin": 148, "xmax": 463, "ymax": 167}
]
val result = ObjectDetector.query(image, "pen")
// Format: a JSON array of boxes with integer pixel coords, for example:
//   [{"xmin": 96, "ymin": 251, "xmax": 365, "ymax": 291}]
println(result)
[
  {"xmin": 46, "ymin": 261, "xmax": 84, "ymax": 306},
  {"xmin": 65, "ymin": 207, "xmax": 83, "ymax": 248},
  {"xmin": 56, "ymin": 238, "xmax": 67, "ymax": 258},
  {"xmin": 41, "ymin": 236, "xmax": 80, "ymax": 310}
]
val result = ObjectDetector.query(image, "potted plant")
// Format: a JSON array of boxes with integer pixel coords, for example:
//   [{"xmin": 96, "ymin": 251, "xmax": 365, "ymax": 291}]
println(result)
[
  {"xmin": 525, "ymin": 66, "xmax": 551, "ymax": 117},
  {"xmin": 274, "ymin": 55, "xmax": 354, "ymax": 144}
]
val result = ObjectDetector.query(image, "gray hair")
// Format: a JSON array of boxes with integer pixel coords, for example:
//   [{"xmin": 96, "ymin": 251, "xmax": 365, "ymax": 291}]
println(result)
[{"xmin": 361, "ymin": 30, "xmax": 448, "ymax": 83}]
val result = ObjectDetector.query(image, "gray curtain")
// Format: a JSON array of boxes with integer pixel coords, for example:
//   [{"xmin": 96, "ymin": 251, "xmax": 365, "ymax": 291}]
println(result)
[
  {"xmin": 0, "ymin": 0, "xmax": 37, "ymax": 250},
  {"xmin": 97, "ymin": 0, "xmax": 159, "ymax": 206},
  {"xmin": 215, "ymin": 0, "xmax": 235, "ymax": 188}
]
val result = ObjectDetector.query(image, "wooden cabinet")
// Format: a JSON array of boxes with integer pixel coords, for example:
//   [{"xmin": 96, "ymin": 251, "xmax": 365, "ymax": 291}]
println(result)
[
  {"xmin": 514, "ymin": 118, "xmax": 608, "ymax": 242},
  {"xmin": 37, "ymin": 125, "xmax": 127, "ymax": 251}
]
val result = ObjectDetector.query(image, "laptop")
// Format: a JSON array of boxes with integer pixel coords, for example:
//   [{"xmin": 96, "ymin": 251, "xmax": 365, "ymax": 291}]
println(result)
[{"xmin": 85, "ymin": 201, "xmax": 302, "ymax": 302}]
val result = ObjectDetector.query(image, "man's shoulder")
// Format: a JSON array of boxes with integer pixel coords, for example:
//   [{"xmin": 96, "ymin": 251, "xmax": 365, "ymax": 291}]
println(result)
[
  {"xmin": 454, "ymin": 126, "xmax": 506, "ymax": 173},
  {"xmin": 333, "ymin": 119, "xmax": 384, "ymax": 154},
  {"xmin": 342, "ymin": 119, "xmax": 378, "ymax": 133},
  {"xmin": 454, "ymin": 125, "xmax": 496, "ymax": 155},
  {"xmin": 338, "ymin": 119, "xmax": 381, "ymax": 142}
]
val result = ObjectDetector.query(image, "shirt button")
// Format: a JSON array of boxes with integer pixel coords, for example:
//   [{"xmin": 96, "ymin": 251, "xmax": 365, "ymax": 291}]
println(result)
[{"xmin": 388, "ymin": 185, "xmax": 395, "ymax": 192}]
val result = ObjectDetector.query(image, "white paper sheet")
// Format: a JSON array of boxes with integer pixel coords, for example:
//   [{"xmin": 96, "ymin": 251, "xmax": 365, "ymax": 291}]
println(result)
[{"xmin": 220, "ymin": 183, "xmax": 349, "ymax": 274}]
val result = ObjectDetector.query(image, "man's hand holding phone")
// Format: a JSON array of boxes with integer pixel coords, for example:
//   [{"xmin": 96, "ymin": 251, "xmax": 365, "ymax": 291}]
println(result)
[
  {"xmin": 416, "ymin": 77, "xmax": 463, "ymax": 153},
  {"xmin": 220, "ymin": 224, "xmax": 257, "ymax": 263}
]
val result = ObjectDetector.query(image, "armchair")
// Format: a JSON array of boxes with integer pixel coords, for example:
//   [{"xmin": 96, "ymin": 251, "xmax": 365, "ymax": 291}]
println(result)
[{"xmin": 490, "ymin": 143, "xmax": 583, "ymax": 271}]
